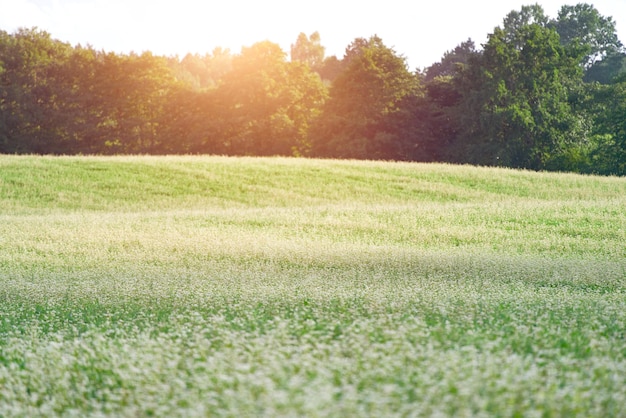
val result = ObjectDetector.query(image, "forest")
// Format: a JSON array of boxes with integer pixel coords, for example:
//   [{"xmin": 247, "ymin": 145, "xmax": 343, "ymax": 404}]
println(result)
[{"xmin": 1, "ymin": 3, "xmax": 625, "ymax": 175}]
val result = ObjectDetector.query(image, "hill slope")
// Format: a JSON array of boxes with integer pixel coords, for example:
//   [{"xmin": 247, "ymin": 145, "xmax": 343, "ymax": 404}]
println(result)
[
  {"xmin": 1, "ymin": 155, "xmax": 624, "ymax": 211},
  {"xmin": 1, "ymin": 155, "xmax": 624, "ymax": 260},
  {"xmin": 0, "ymin": 155, "xmax": 625, "ymax": 416}
]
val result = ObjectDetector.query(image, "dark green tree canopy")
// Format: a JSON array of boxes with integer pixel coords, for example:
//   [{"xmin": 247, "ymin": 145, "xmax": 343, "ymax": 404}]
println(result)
[
  {"xmin": 311, "ymin": 36, "xmax": 422, "ymax": 159},
  {"xmin": 453, "ymin": 7, "xmax": 588, "ymax": 169},
  {"xmin": 584, "ymin": 51, "xmax": 626, "ymax": 84},
  {"xmin": 424, "ymin": 39, "xmax": 477, "ymax": 81},
  {"xmin": 588, "ymin": 73, "xmax": 626, "ymax": 175}
]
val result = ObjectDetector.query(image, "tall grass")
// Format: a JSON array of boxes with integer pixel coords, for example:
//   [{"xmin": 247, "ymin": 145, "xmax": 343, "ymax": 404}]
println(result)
[{"xmin": 1, "ymin": 155, "xmax": 625, "ymax": 416}]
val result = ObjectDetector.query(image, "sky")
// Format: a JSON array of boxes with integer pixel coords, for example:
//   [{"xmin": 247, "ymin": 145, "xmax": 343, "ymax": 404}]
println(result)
[{"xmin": 1, "ymin": 0, "xmax": 625, "ymax": 69}]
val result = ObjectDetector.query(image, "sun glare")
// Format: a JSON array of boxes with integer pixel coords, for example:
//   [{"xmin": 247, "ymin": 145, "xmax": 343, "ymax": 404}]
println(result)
[{"xmin": 1, "ymin": 0, "xmax": 625, "ymax": 70}]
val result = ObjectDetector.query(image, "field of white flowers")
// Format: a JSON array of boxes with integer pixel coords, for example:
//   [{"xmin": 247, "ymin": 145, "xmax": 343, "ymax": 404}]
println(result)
[{"xmin": 0, "ymin": 156, "xmax": 625, "ymax": 416}]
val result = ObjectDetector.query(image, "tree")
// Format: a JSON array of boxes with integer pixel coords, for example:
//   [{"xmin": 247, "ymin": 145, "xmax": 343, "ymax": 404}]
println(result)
[
  {"xmin": 424, "ymin": 39, "xmax": 477, "ymax": 81},
  {"xmin": 86, "ymin": 51, "xmax": 176, "ymax": 154},
  {"xmin": 156, "ymin": 85, "xmax": 226, "ymax": 154},
  {"xmin": 452, "ymin": 7, "xmax": 588, "ymax": 170},
  {"xmin": 0, "ymin": 28, "xmax": 82, "ymax": 154},
  {"xmin": 315, "ymin": 55, "xmax": 343, "ymax": 84},
  {"xmin": 291, "ymin": 32, "xmax": 341, "ymax": 84},
  {"xmin": 173, "ymin": 48, "xmax": 233, "ymax": 91},
  {"xmin": 419, "ymin": 40, "xmax": 482, "ymax": 162},
  {"xmin": 311, "ymin": 36, "xmax": 423, "ymax": 160},
  {"xmin": 551, "ymin": 3, "xmax": 623, "ymax": 68},
  {"xmin": 588, "ymin": 73, "xmax": 626, "ymax": 175},
  {"xmin": 0, "ymin": 28, "xmax": 183, "ymax": 155},
  {"xmin": 584, "ymin": 51, "xmax": 626, "ymax": 84},
  {"xmin": 216, "ymin": 41, "xmax": 327, "ymax": 156},
  {"xmin": 501, "ymin": 4, "xmax": 549, "ymax": 48},
  {"xmin": 290, "ymin": 32, "xmax": 325, "ymax": 69}
]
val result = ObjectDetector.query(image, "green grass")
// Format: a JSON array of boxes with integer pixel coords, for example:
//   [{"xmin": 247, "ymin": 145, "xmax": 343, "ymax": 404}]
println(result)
[{"xmin": 0, "ymin": 155, "xmax": 625, "ymax": 417}]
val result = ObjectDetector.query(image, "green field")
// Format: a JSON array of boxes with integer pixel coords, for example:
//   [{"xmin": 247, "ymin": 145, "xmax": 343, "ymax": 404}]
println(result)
[{"xmin": 1, "ymin": 155, "xmax": 625, "ymax": 417}]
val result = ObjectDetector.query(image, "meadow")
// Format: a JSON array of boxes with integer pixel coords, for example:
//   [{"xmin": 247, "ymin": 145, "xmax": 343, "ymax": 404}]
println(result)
[{"xmin": 0, "ymin": 155, "xmax": 625, "ymax": 417}]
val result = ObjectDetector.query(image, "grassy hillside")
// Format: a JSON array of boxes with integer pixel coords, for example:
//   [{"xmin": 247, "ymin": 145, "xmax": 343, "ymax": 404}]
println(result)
[
  {"xmin": 0, "ymin": 155, "xmax": 625, "ymax": 417},
  {"xmin": 2, "ymin": 155, "xmax": 624, "ymax": 211}
]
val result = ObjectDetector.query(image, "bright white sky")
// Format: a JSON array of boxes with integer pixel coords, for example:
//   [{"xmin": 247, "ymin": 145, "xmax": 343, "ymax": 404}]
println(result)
[{"xmin": 1, "ymin": 0, "xmax": 624, "ymax": 69}]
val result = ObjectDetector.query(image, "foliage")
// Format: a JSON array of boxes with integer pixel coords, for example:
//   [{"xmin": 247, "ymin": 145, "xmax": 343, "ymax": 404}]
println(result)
[
  {"xmin": 217, "ymin": 41, "xmax": 327, "ymax": 156},
  {"xmin": 290, "ymin": 31, "xmax": 325, "ymax": 70},
  {"xmin": 551, "ymin": 3, "xmax": 623, "ymax": 68},
  {"xmin": 311, "ymin": 36, "xmax": 424, "ymax": 160},
  {"xmin": 1, "ymin": 2, "xmax": 625, "ymax": 175},
  {"xmin": 588, "ymin": 73, "xmax": 626, "ymax": 175},
  {"xmin": 0, "ymin": 29, "xmax": 178, "ymax": 154},
  {"xmin": 451, "ymin": 7, "xmax": 589, "ymax": 169},
  {"xmin": 171, "ymin": 48, "xmax": 233, "ymax": 91},
  {"xmin": 584, "ymin": 51, "xmax": 626, "ymax": 84},
  {"xmin": 315, "ymin": 55, "xmax": 344, "ymax": 84},
  {"xmin": 424, "ymin": 39, "xmax": 477, "ymax": 81},
  {"xmin": 0, "ymin": 28, "xmax": 76, "ymax": 153},
  {"xmin": 423, "ymin": 40, "xmax": 479, "ymax": 161}
]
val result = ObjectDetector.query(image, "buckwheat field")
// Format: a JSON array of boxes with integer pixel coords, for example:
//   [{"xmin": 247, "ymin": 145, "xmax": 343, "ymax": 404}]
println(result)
[{"xmin": 1, "ymin": 156, "xmax": 624, "ymax": 417}]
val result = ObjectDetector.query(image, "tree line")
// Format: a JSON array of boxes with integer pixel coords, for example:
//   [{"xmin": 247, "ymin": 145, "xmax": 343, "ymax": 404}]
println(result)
[{"xmin": 1, "ymin": 3, "xmax": 625, "ymax": 175}]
